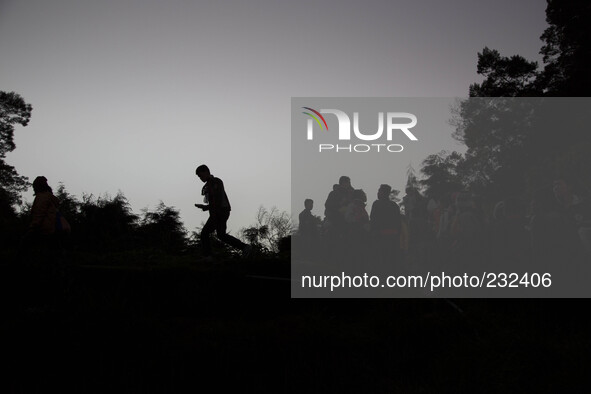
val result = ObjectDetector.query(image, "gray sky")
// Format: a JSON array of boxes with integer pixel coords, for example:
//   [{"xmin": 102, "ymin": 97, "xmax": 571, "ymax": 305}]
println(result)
[{"xmin": 0, "ymin": 0, "xmax": 547, "ymax": 233}]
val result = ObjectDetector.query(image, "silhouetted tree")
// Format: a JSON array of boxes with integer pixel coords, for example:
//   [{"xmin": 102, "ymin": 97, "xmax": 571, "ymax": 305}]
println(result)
[
  {"xmin": 240, "ymin": 206, "xmax": 294, "ymax": 254},
  {"xmin": 78, "ymin": 192, "xmax": 138, "ymax": 252},
  {"xmin": 538, "ymin": 0, "xmax": 591, "ymax": 96},
  {"xmin": 420, "ymin": 151, "xmax": 464, "ymax": 200},
  {"xmin": 405, "ymin": 164, "xmax": 421, "ymax": 191},
  {"xmin": 470, "ymin": 2, "xmax": 591, "ymax": 98},
  {"xmin": 469, "ymin": 47, "xmax": 541, "ymax": 97},
  {"xmin": 458, "ymin": 45, "xmax": 543, "ymax": 197},
  {"xmin": 450, "ymin": 98, "xmax": 538, "ymax": 197},
  {"xmin": 186, "ymin": 228, "xmax": 203, "ymax": 250},
  {"xmin": 454, "ymin": 1, "xmax": 591, "ymax": 197},
  {"xmin": 139, "ymin": 202, "xmax": 187, "ymax": 253},
  {"xmin": 0, "ymin": 91, "xmax": 32, "ymax": 208},
  {"xmin": 55, "ymin": 183, "xmax": 81, "ymax": 226}
]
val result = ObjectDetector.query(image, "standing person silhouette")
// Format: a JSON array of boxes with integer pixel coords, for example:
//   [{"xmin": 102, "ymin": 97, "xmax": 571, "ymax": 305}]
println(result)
[
  {"xmin": 22, "ymin": 176, "xmax": 71, "ymax": 255},
  {"xmin": 195, "ymin": 165, "xmax": 250, "ymax": 260},
  {"xmin": 370, "ymin": 184, "xmax": 401, "ymax": 266},
  {"xmin": 19, "ymin": 176, "xmax": 70, "ymax": 307},
  {"xmin": 298, "ymin": 199, "xmax": 320, "ymax": 238}
]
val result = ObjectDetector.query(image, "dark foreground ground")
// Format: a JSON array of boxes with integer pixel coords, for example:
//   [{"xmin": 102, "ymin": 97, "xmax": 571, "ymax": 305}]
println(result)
[{"xmin": 0, "ymin": 256, "xmax": 590, "ymax": 393}]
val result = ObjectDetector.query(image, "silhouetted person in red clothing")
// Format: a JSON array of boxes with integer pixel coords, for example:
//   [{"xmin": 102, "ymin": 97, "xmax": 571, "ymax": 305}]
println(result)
[
  {"xmin": 21, "ymin": 176, "xmax": 70, "ymax": 256},
  {"xmin": 195, "ymin": 165, "xmax": 250, "ymax": 260},
  {"xmin": 19, "ymin": 176, "xmax": 70, "ymax": 307}
]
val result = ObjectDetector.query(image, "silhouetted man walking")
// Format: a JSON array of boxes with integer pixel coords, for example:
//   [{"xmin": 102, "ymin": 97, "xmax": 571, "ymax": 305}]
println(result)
[{"xmin": 195, "ymin": 165, "xmax": 250, "ymax": 260}]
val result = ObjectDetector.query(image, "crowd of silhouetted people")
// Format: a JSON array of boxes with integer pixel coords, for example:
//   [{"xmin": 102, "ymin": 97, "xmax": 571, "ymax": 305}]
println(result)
[
  {"xmin": 11, "ymin": 172, "xmax": 591, "ymax": 300},
  {"xmin": 295, "ymin": 176, "xmax": 591, "ymax": 274}
]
